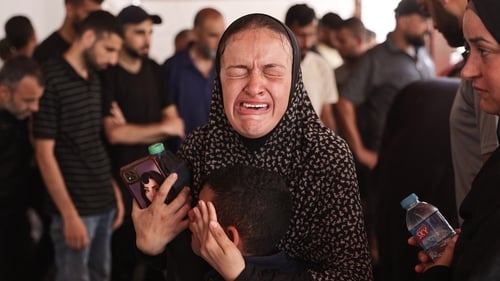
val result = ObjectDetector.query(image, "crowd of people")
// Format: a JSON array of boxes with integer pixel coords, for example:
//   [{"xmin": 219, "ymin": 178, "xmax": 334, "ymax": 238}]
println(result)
[{"xmin": 2, "ymin": 0, "xmax": 500, "ymax": 280}]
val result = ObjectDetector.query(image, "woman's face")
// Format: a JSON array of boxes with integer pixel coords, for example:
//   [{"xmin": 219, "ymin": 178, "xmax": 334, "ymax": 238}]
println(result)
[
  {"xmin": 462, "ymin": 8, "xmax": 500, "ymax": 115},
  {"xmin": 143, "ymin": 178, "xmax": 159, "ymax": 203},
  {"xmin": 220, "ymin": 27, "xmax": 293, "ymax": 138}
]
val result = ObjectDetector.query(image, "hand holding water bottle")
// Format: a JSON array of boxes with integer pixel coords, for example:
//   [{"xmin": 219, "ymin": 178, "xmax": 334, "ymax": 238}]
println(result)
[{"xmin": 408, "ymin": 229, "xmax": 460, "ymax": 273}]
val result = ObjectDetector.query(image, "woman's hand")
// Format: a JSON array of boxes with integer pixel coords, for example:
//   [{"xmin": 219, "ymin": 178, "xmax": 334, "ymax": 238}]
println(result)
[
  {"xmin": 408, "ymin": 230, "xmax": 460, "ymax": 273},
  {"xmin": 131, "ymin": 173, "xmax": 192, "ymax": 255}
]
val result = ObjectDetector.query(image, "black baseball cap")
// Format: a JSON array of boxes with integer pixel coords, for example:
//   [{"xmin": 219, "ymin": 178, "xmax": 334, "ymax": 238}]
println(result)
[
  {"xmin": 394, "ymin": 0, "xmax": 430, "ymax": 18},
  {"xmin": 117, "ymin": 5, "xmax": 162, "ymax": 25}
]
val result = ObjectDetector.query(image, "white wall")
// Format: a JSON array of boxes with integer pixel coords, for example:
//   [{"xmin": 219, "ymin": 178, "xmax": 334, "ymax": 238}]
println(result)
[{"xmin": 0, "ymin": 0, "xmax": 399, "ymax": 63}]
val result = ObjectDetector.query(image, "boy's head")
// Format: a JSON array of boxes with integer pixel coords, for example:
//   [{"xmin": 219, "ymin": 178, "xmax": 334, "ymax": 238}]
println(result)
[{"xmin": 197, "ymin": 164, "xmax": 292, "ymax": 256}]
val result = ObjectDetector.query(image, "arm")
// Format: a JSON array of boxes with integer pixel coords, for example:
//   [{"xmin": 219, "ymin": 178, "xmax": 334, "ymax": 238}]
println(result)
[
  {"xmin": 34, "ymin": 138, "xmax": 89, "ymax": 250},
  {"xmin": 104, "ymin": 102, "xmax": 185, "ymax": 145},
  {"xmin": 335, "ymin": 97, "xmax": 378, "ymax": 169},
  {"xmin": 112, "ymin": 178, "xmax": 124, "ymax": 230}
]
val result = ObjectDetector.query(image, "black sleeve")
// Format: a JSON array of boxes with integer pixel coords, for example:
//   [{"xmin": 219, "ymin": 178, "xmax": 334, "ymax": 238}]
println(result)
[{"xmin": 235, "ymin": 263, "xmax": 314, "ymax": 281}]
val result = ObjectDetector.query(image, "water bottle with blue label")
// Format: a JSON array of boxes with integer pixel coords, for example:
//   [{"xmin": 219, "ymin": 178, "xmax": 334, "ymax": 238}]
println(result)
[{"xmin": 401, "ymin": 193, "xmax": 456, "ymax": 261}]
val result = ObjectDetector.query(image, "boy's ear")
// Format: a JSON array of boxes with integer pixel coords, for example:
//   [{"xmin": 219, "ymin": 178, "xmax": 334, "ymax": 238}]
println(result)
[{"xmin": 225, "ymin": 225, "xmax": 241, "ymax": 248}]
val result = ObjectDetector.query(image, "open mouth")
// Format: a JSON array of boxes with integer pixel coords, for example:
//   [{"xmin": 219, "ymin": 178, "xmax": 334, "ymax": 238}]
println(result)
[{"xmin": 241, "ymin": 102, "xmax": 269, "ymax": 110}]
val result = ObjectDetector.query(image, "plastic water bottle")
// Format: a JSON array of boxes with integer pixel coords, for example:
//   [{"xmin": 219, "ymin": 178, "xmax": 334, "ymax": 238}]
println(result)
[
  {"xmin": 148, "ymin": 142, "xmax": 191, "ymax": 203},
  {"xmin": 401, "ymin": 193, "xmax": 456, "ymax": 261},
  {"xmin": 148, "ymin": 142, "xmax": 176, "ymax": 174}
]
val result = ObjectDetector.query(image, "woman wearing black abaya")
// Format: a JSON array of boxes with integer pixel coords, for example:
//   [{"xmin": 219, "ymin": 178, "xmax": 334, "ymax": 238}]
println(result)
[
  {"xmin": 410, "ymin": 0, "xmax": 500, "ymax": 280},
  {"xmin": 133, "ymin": 14, "xmax": 372, "ymax": 281}
]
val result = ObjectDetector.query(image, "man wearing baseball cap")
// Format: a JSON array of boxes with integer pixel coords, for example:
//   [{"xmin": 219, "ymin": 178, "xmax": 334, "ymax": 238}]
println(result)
[{"xmin": 101, "ymin": 5, "xmax": 184, "ymax": 281}]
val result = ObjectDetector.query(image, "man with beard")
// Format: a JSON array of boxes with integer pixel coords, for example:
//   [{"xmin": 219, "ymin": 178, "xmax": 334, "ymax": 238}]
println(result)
[
  {"xmin": 417, "ymin": 0, "xmax": 498, "ymax": 225},
  {"xmin": 336, "ymin": 0, "xmax": 435, "ymax": 173},
  {"xmin": 162, "ymin": 8, "xmax": 225, "ymax": 140},
  {"xmin": 33, "ymin": 11, "xmax": 124, "ymax": 281},
  {"xmin": 334, "ymin": 17, "xmax": 372, "ymax": 93},
  {"xmin": 335, "ymin": 0, "xmax": 435, "ymax": 273},
  {"xmin": 100, "ymin": 5, "xmax": 185, "ymax": 281},
  {"xmin": 0, "ymin": 56, "xmax": 44, "ymax": 281},
  {"xmin": 34, "ymin": 0, "xmax": 103, "ymax": 65},
  {"xmin": 285, "ymin": 4, "xmax": 339, "ymax": 131}
]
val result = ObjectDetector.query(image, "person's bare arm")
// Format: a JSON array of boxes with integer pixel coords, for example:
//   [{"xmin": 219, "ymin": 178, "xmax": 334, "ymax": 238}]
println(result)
[
  {"xmin": 112, "ymin": 179, "xmax": 124, "ymax": 231},
  {"xmin": 35, "ymin": 138, "xmax": 89, "ymax": 250},
  {"xmin": 104, "ymin": 102, "xmax": 185, "ymax": 145},
  {"xmin": 335, "ymin": 97, "xmax": 378, "ymax": 169}
]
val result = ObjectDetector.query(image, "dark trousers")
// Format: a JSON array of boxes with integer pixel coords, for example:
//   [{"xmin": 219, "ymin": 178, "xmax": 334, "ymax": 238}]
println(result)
[{"xmin": 0, "ymin": 211, "xmax": 35, "ymax": 281}]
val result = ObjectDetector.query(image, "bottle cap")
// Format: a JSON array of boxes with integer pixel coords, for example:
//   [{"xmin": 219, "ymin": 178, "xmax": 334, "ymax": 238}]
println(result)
[
  {"xmin": 148, "ymin": 143, "xmax": 165, "ymax": 155},
  {"xmin": 400, "ymin": 193, "xmax": 418, "ymax": 209}
]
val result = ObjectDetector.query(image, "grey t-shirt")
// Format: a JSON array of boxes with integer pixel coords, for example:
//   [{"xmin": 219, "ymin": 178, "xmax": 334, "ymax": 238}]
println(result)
[{"xmin": 340, "ymin": 38, "xmax": 435, "ymax": 151}]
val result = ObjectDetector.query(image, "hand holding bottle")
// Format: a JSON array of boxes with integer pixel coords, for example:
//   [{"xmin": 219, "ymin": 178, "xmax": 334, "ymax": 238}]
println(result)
[
  {"xmin": 408, "ymin": 230, "xmax": 459, "ymax": 273},
  {"xmin": 401, "ymin": 193, "xmax": 456, "ymax": 261}
]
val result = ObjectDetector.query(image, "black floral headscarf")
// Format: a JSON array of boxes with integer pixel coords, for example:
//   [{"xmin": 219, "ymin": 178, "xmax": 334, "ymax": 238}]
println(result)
[{"xmin": 178, "ymin": 13, "xmax": 372, "ymax": 281}]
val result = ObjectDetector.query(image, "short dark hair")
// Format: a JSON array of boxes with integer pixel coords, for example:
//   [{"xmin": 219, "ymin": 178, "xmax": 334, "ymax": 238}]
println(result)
[
  {"xmin": 0, "ymin": 56, "xmax": 43, "ymax": 91},
  {"xmin": 5, "ymin": 15, "xmax": 34, "ymax": 50},
  {"xmin": 320, "ymin": 12, "xmax": 343, "ymax": 30},
  {"xmin": 203, "ymin": 164, "xmax": 292, "ymax": 256},
  {"xmin": 65, "ymin": 0, "xmax": 104, "ymax": 6},
  {"xmin": 340, "ymin": 17, "xmax": 367, "ymax": 39},
  {"xmin": 175, "ymin": 29, "xmax": 192, "ymax": 42},
  {"xmin": 285, "ymin": 4, "xmax": 316, "ymax": 27},
  {"xmin": 75, "ymin": 10, "xmax": 123, "ymax": 39}
]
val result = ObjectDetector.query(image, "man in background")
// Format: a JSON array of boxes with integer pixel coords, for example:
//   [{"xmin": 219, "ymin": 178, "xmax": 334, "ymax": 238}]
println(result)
[
  {"xmin": 100, "ymin": 5, "xmax": 184, "ymax": 281},
  {"xmin": 316, "ymin": 12, "xmax": 344, "ymax": 70},
  {"xmin": 173, "ymin": 29, "xmax": 193, "ymax": 54},
  {"xmin": 336, "ymin": 0, "xmax": 434, "ymax": 172},
  {"xmin": 34, "ymin": 0, "xmax": 103, "ymax": 64},
  {"xmin": 162, "ymin": 8, "xmax": 225, "ymax": 139},
  {"xmin": 334, "ymin": 17, "xmax": 372, "ymax": 93},
  {"xmin": 33, "ymin": 11, "xmax": 124, "ymax": 281},
  {"xmin": 0, "ymin": 56, "xmax": 44, "ymax": 281},
  {"xmin": 285, "ymin": 4, "xmax": 339, "ymax": 131}
]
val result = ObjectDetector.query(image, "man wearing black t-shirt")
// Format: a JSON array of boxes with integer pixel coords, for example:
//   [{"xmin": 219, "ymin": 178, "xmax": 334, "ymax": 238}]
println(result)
[
  {"xmin": 33, "ymin": 11, "xmax": 124, "ymax": 281},
  {"xmin": 33, "ymin": 0, "xmax": 103, "ymax": 65},
  {"xmin": 100, "ymin": 6, "xmax": 184, "ymax": 281},
  {"xmin": 0, "ymin": 57, "xmax": 44, "ymax": 281}
]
